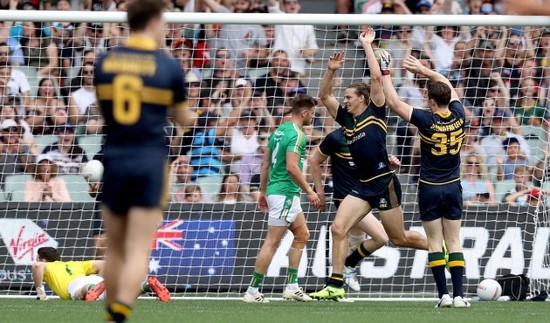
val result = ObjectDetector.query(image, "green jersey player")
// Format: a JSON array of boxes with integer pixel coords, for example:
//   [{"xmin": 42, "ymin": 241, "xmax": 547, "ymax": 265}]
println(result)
[{"xmin": 243, "ymin": 94, "xmax": 321, "ymax": 303}]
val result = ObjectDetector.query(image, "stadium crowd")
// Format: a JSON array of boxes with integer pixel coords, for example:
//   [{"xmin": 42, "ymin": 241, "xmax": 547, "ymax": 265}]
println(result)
[{"xmin": 0, "ymin": 0, "xmax": 548, "ymax": 207}]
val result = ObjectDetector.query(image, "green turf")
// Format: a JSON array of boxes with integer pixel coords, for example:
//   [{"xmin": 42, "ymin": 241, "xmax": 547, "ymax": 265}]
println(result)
[{"xmin": 1, "ymin": 299, "xmax": 549, "ymax": 323}]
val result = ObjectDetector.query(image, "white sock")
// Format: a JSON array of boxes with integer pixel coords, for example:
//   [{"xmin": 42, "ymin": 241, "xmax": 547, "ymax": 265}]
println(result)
[
  {"xmin": 247, "ymin": 286, "xmax": 259, "ymax": 295},
  {"xmin": 287, "ymin": 283, "xmax": 299, "ymax": 290}
]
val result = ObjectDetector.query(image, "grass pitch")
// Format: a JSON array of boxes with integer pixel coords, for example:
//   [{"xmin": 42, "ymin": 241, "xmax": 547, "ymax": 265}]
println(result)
[{"xmin": 1, "ymin": 299, "xmax": 549, "ymax": 323}]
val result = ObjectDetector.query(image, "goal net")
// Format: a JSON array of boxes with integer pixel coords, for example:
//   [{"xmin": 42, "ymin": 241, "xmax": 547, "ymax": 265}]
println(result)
[{"xmin": 0, "ymin": 8, "xmax": 549, "ymax": 300}]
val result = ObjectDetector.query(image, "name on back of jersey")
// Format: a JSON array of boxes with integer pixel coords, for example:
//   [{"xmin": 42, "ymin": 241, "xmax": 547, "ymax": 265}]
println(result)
[{"xmin": 430, "ymin": 118, "xmax": 464, "ymax": 133}]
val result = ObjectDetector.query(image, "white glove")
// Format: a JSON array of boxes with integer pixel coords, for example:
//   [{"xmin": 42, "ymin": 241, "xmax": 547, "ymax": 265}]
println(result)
[
  {"xmin": 378, "ymin": 50, "xmax": 392, "ymax": 75},
  {"xmin": 36, "ymin": 286, "xmax": 48, "ymax": 300}
]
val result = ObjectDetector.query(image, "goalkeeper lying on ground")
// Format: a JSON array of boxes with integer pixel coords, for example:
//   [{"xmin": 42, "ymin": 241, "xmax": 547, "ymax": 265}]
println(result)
[{"xmin": 32, "ymin": 247, "xmax": 170, "ymax": 302}]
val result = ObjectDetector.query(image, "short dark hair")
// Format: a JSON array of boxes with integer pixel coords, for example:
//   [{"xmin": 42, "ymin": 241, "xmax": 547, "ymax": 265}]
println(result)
[
  {"xmin": 37, "ymin": 247, "xmax": 61, "ymax": 262},
  {"xmin": 346, "ymin": 82, "xmax": 371, "ymax": 103},
  {"xmin": 427, "ymin": 81, "xmax": 451, "ymax": 106},
  {"xmin": 290, "ymin": 94, "xmax": 316, "ymax": 114},
  {"xmin": 127, "ymin": 0, "xmax": 165, "ymax": 32}
]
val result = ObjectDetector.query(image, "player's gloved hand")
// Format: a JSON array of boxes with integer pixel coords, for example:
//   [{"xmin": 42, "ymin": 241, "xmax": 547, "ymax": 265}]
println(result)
[
  {"xmin": 378, "ymin": 50, "xmax": 392, "ymax": 75},
  {"xmin": 36, "ymin": 286, "xmax": 48, "ymax": 300}
]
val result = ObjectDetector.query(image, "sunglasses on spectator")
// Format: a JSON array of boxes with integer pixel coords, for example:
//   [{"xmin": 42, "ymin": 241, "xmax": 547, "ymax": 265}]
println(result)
[
  {"xmin": 2, "ymin": 126, "xmax": 20, "ymax": 133},
  {"xmin": 400, "ymin": 29, "xmax": 412, "ymax": 33},
  {"xmin": 216, "ymin": 54, "xmax": 230, "ymax": 59},
  {"xmin": 466, "ymin": 161, "xmax": 479, "ymax": 166},
  {"xmin": 0, "ymin": 51, "xmax": 9, "ymax": 56},
  {"xmin": 488, "ymin": 88, "xmax": 500, "ymax": 93}
]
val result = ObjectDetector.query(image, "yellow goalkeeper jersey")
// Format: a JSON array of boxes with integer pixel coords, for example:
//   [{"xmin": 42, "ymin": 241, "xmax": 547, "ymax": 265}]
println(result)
[{"xmin": 43, "ymin": 260, "xmax": 96, "ymax": 300}]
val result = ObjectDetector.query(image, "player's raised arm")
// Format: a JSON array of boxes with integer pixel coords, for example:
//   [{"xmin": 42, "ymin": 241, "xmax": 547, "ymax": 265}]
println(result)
[
  {"xmin": 309, "ymin": 147, "xmax": 329, "ymax": 211},
  {"xmin": 319, "ymin": 51, "xmax": 344, "ymax": 119},
  {"xmin": 359, "ymin": 28, "xmax": 384, "ymax": 107},
  {"xmin": 403, "ymin": 55, "xmax": 459, "ymax": 101},
  {"xmin": 381, "ymin": 56, "xmax": 414, "ymax": 122}
]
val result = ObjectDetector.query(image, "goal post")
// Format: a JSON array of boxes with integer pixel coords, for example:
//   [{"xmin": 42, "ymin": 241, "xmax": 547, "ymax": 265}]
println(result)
[{"xmin": 0, "ymin": 10, "xmax": 548, "ymax": 300}]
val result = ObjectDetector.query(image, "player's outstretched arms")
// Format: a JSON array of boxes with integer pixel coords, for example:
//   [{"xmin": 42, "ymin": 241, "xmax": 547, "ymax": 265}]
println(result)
[
  {"xmin": 381, "ymin": 63, "xmax": 413, "ymax": 122},
  {"xmin": 31, "ymin": 262, "xmax": 48, "ymax": 300},
  {"xmin": 319, "ymin": 51, "xmax": 344, "ymax": 119},
  {"xmin": 403, "ymin": 55, "xmax": 459, "ymax": 101},
  {"xmin": 309, "ymin": 148, "xmax": 328, "ymax": 211},
  {"xmin": 359, "ymin": 28, "xmax": 385, "ymax": 107}
]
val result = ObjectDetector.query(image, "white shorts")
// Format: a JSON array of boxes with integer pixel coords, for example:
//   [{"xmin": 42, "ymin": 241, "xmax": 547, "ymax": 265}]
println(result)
[
  {"xmin": 67, "ymin": 275, "xmax": 104, "ymax": 300},
  {"xmin": 267, "ymin": 195, "xmax": 302, "ymax": 226}
]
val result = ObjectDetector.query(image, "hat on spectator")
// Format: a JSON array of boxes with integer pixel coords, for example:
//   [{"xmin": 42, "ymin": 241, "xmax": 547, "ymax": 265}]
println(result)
[
  {"xmin": 528, "ymin": 188, "xmax": 542, "ymax": 200},
  {"xmin": 172, "ymin": 38, "xmax": 193, "ymax": 50},
  {"xmin": 54, "ymin": 123, "xmax": 75, "ymax": 133},
  {"xmin": 185, "ymin": 72, "xmax": 200, "ymax": 84},
  {"xmin": 235, "ymin": 78, "xmax": 248, "ymax": 88},
  {"xmin": 502, "ymin": 137, "xmax": 519, "ymax": 148},
  {"xmin": 36, "ymin": 154, "xmax": 55, "ymax": 164},
  {"xmin": 287, "ymin": 87, "xmax": 308, "ymax": 97},
  {"xmin": 0, "ymin": 119, "xmax": 20, "ymax": 131},
  {"xmin": 416, "ymin": 0, "xmax": 432, "ymax": 9}
]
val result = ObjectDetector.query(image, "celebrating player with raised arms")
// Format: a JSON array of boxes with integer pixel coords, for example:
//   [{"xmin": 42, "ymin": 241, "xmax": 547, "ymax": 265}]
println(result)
[
  {"xmin": 310, "ymin": 29, "xmax": 428, "ymax": 301},
  {"xmin": 243, "ymin": 94, "xmax": 320, "ymax": 303},
  {"xmin": 381, "ymin": 53, "xmax": 470, "ymax": 308},
  {"xmin": 310, "ymin": 129, "xmax": 401, "ymax": 291}
]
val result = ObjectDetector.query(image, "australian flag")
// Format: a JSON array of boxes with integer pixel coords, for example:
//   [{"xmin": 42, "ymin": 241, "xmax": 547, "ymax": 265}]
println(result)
[{"xmin": 149, "ymin": 219, "xmax": 236, "ymax": 285}]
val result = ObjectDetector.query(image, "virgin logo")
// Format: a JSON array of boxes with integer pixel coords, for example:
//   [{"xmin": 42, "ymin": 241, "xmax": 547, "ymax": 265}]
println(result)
[
  {"xmin": 9, "ymin": 226, "xmax": 50, "ymax": 261},
  {"xmin": 0, "ymin": 219, "xmax": 58, "ymax": 265}
]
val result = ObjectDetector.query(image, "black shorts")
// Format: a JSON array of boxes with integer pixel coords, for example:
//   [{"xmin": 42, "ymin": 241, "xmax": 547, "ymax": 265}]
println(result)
[
  {"xmin": 418, "ymin": 180, "xmax": 463, "ymax": 221},
  {"xmin": 102, "ymin": 151, "xmax": 168, "ymax": 214},
  {"xmin": 349, "ymin": 174, "xmax": 401, "ymax": 211}
]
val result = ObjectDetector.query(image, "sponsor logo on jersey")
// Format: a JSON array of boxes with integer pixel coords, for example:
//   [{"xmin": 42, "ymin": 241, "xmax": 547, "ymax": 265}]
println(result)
[
  {"xmin": 379, "ymin": 198, "xmax": 388, "ymax": 209},
  {"xmin": 0, "ymin": 219, "xmax": 58, "ymax": 265},
  {"xmin": 378, "ymin": 162, "xmax": 385, "ymax": 170}
]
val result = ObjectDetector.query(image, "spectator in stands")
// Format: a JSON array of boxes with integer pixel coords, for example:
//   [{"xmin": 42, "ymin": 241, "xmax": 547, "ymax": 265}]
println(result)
[
  {"xmin": 386, "ymin": 25, "xmax": 413, "ymax": 81},
  {"xmin": 503, "ymin": 165, "xmax": 537, "ymax": 206},
  {"xmin": 229, "ymin": 108, "xmax": 260, "ymax": 175},
  {"xmin": 190, "ymin": 88, "xmax": 251, "ymax": 180},
  {"xmin": 180, "ymin": 184, "xmax": 203, "ymax": 204},
  {"xmin": 42, "ymin": 123, "xmax": 88, "ymax": 174},
  {"xmin": 460, "ymin": 120, "xmax": 484, "ymax": 159},
  {"xmin": 68, "ymin": 62, "xmax": 100, "ymax": 134},
  {"xmin": 170, "ymin": 155, "xmax": 195, "ymax": 202},
  {"xmin": 477, "ymin": 98, "xmax": 519, "ymax": 137},
  {"xmin": 267, "ymin": 0, "xmax": 319, "ymax": 76},
  {"xmin": 83, "ymin": 23, "xmax": 108, "ymax": 55},
  {"xmin": 511, "ymin": 77, "xmax": 547, "ymax": 126},
  {"xmin": 221, "ymin": 78, "xmax": 251, "ymax": 117},
  {"xmin": 422, "ymin": 25, "xmax": 467, "ymax": 74},
  {"xmin": 497, "ymin": 137, "xmax": 530, "ymax": 181},
  {"xmin": 463, "ymin": 39, "xmax": 498, "ymax": 107},
  {"xmin": 461, "ymin": 153, "xmax": 498, "ymax": 206},
  {"xmin": 499, "ymin": 30, "xmax": 535, "ymax": 96},
  {"xmin": 171, "ymin": 38, "xmax": 201, "ymax": 78},
  {"xmin": 532, "ymin": 160, "xmax": 549, "ymax": 188},
  {"xmin": 0, "ymin": 101, "xmax": 37, "ymax": 154},
  {"xmin": 250, "ymin": 90, "xmax": 275, "ymax": 129},
  {"xmin": 215, "ymin": 173, "xmax": 247, "ymax": 204},
  {"xmin": 185, "ymin": 72, "xmax": 202, "ymax": 110},
  {"xmin": 23, "ymin": 154, "xmax": 71, "ymax": 202},
  {"xmin": 465, "ymin": 0, "xmax": 482, "ymax": 15},
  {"xmin": 203, "ymin": 48, "xmax": 238, "ymax": 101},
  {"xmin": 0, "ymin": 44, "xmax": 31, "ymax": 108},
  {"xmin": 29, "ymin": 77, "xmax": 68, "ymax": 135},
  {"xmin": 0, "ymin": 119, "xmax": 33, "ymax": 185},
  {"xmin": 87, "ymin": 0, "xmax": 117, "ymax": 11},
  {"xmin": 238, "ymin": 127, "xmax": 268, "ymax": 195},
  {"xmin": 480, "ymin": 110, "xmax": 530, "ymax": 172},
  {"xmin": 203, "ymin": 0, "xmax": 267, "ymax": 75},
  {"xmin": 50, "ymin": 21, "xmax": 79, "ymax": 80},
  {"xmin": 20, "ymin": 21, "xmax": 58, "ymax": 76},
  {"xmin": 254, "ymin": 49, "xmax": 292, "ymax": 109}
]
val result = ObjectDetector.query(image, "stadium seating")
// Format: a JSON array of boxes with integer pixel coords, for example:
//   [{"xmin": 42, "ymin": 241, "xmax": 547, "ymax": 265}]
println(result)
[
  {"xmin": 34, "ymin": 135, "xmax": 59, "ymax": 153},
  {"xmin": 59, "ymin": 174, "xmax": 94, "ymax": 202},
  {"xmin": 196, "ymin": 175, "xmax": 224, "ymax": 203},
  {"xmin": 4, "ymin": 174, "xmax": 32, "ymax": 202},
  {"xmin": 78, "ymin": 135, "xmax": 104, "ymax": 160},
  {"xmin": 494, "ymin": 179, "xmax": 517, "ymax": 203}
]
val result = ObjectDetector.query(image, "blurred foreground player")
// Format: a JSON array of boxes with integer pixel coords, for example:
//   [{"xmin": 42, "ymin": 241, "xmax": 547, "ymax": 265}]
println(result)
[
  {"xmin": 32, "ymin": 247, "xmax": 170, "ymax": 302},
  {"xmin": 94, "ymin": 0, "xmax": 193, "ymax": 321}
]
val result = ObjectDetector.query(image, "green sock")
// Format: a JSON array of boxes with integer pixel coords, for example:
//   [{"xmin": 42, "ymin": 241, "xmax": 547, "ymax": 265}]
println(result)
[
  {"xmin": 250, "ymin": 272, "xmax": 264, "ymax": 288},
  {"xmin": 288, "ymin": 268, "xmax": 298, "ymax": 285},
  {"xmin": 141, "ymin": 281, "xmax": 152, "ymax": 293}
]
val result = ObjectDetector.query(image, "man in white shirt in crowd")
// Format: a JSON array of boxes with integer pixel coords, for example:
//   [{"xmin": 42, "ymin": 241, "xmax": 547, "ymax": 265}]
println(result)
[
  {"xmin": 267, "ymin": 0, "xmax": 319, "ymax": 76},
  {"xmin": 68, "ymin": 62, "xmax": 100, "ymax": 134},
  {"xmin": 0, "ymin": 43, "xmax": 31, "ymax": 110}
]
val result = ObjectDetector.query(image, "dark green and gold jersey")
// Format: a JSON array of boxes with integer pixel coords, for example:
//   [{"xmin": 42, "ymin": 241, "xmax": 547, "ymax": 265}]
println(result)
[
  {"xmin": 410, "ymin": 100, "xmax": 465, "ymax": 185},
  {"xmin": 335, "ymin": 102, "xmax": 393, "ymax": 183}
]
